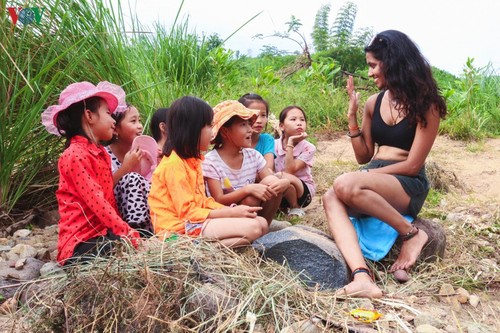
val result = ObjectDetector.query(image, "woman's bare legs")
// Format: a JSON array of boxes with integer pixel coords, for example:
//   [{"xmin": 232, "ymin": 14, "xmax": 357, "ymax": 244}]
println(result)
[
  {"xmin": 323, "ymin": 188, "xmax": 383, "ymax": 298},
  {"xmin": 323, "ymin": 171, "xmax": 428, "ymax": 297},
  {"xmin": 202, "ymin": 216, "xmax": 268, "ymax": 248},
  {"xmin": 335, "ymin": 172, "xmax": 428, "ymax": 271}
]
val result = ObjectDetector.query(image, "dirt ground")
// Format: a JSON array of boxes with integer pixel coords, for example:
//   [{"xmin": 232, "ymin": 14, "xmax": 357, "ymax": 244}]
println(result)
[{"xmin": 303, "ymin": 134, "xmax": 500, "ymax": 331}]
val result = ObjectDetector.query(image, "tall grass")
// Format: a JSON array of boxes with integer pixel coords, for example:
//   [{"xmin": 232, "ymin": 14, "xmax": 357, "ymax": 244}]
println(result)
[
  {"xmin": 0, "ymin": 0, "xmax": 236, "ymax": 215},
  {"xmin": 1, "ymin": 0, "xmax": 498, "ymax": 217},
  {"xmin": 440, "ymin": 59, "xmax": 500, "ymax": 140}
]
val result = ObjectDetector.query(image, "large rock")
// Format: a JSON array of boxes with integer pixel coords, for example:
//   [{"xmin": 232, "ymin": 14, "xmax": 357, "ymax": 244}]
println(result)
[
  {"xmin": 391, "ymin": 217, "xmax": 446, "ymax": 262},
  {"xmin": 253, "ymin": 225, "xmax": 349, "ymax": 290}
]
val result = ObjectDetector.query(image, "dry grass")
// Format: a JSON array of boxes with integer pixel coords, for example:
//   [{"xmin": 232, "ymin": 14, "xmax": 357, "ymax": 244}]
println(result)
[
  {"xmin": 6, "ymin": 155, "xmax": 499, "ymax": 332},
  {"xmin": 7, "ymin": 237, "xmax": 452, "ymax": 333}
]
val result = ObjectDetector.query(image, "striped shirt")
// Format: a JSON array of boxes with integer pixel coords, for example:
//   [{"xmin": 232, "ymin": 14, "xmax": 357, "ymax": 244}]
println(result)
[{"xmin": 202, "ymin": 148, "xmax": 267, "ymax": 196}]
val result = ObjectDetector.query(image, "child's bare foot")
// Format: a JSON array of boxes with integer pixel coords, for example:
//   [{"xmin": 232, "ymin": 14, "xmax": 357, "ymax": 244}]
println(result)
[
  {"xmin": 335, "ymin": 272, "xmax": 383, "ymax": 298},
  {"xmin": 390, "ymin": 227, "xmax": 428, "ymax": 272}
]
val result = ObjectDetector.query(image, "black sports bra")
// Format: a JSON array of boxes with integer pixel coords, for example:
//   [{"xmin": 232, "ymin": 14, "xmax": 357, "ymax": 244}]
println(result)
[{"xmin": 371, "ymin": 91, "xmax": 416, "ymax": 151}]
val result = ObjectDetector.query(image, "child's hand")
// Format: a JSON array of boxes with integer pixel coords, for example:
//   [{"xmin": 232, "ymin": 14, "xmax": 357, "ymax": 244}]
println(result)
[
  {"xmin": 288, "ymin": 132, "xmax": 308, "ymax": 147},
  {"xmin": 122, "ymin": 148, "xmax": 143, "ymax": 173},
  {"xmin": 123, "ymin": 229, "xmax": 140, "ymax": 248},
  {"xmin": 247, "ymin": 183, "xmax": 275, "ymax": 201},
  {"xmin": 268, "ymin": 178, "xmax": 291, "ymax": 193},
  {"xmin": 232, "ymin": 205, "xmax": 262, "ymax": 218}
]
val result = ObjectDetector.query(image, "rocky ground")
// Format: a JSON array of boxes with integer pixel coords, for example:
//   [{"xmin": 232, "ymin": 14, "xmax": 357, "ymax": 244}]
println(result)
[{"xmin": 0, "ymin": 134, "xmax": 499, "ymax": 332}]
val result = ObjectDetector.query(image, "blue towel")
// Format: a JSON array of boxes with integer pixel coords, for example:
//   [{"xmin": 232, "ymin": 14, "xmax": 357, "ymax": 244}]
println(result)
[{"xmin": 350, "ymin": 215, "xmax": 414, "ymax": 261}]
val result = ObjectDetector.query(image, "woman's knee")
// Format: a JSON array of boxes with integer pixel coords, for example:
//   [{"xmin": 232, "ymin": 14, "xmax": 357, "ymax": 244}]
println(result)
[{"xmin": 333, "ymin": 173, "xmax": 360, "ymax": 202}]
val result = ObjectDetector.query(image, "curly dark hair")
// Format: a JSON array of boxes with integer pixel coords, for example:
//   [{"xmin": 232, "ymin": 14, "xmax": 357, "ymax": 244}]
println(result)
[{"xmin": 365, "ymin": 30, "xmax": 447, "ymax": 127}]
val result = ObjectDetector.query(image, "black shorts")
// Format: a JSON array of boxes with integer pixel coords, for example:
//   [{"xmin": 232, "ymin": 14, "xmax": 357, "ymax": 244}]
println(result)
[
  {"xmin": 64, "ymin": 230, "xmax": 121, "ymax": 266},
  {"xmin": 280, "ymin": 179, "xmax": 312, "ymax": 209},
  {"xmin": 363, "ymin": 160, "xmax": 429, "ymax": 217}
]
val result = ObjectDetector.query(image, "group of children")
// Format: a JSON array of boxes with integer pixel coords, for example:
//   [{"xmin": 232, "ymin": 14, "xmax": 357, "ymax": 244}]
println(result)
[
  {"xmin": 42, "ymin": 30, "xmax": 443, "ymax": 300},
  {"xmin": 42, "ymin": 83, "xmax": 316, "ymax": 265}
]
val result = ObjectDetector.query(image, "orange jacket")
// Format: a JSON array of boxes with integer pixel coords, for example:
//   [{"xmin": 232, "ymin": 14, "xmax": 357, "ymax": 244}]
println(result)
[{"xmin": 148, "ymin": 150, "xmax": 223, "ymax": 237}]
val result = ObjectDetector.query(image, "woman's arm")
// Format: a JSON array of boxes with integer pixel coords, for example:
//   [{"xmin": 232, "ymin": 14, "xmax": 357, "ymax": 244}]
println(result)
[{"xmin": 346, "ymin": 76, "xmax": 376, "ymax": 164}]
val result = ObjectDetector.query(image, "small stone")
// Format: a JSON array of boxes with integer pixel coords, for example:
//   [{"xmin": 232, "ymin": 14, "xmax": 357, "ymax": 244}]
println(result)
[
  {"xmin": 9, "ymin": 244, "xmax": 37, "ymax": 259},
  {"xmin": 13, "ymin": 229, "xmax": 32, "ymax": 238},
  {"xmin": 466, "ymin": 322, "xmax": 491, "ymax": 333},
  {"xmin": 393, "ymin": 269, "xmax": 411, "ymax": 283},
  {"xmin": 468, "ymin": 295, "xmax": 480, "ymax": 307},
  {"xmin": 40, "ymin": 262, "xmax": 65, "ymax": 277},
  {"xmin": 14, "ymin": 258, "xmax": 27, "ymax": 270},
  {"xmin": 479, "ymin": 258, "xmax": 498, "ymax": 272},
  {"xmin": 0, "ymin": 245, "xmax": 12, "ymax": 253},
  {"xmin": 357, "ymin": 299, "xmax": 374, "ymax": 310},
  {"xmin": 414, "ymin": 312, "xmax": 445, "ymax": 329},
  {"xmin": 416, "ymin": 324, "xmax": 441, "ymax": 333},
  {"xmin": 0, "ymin": 297, "xmax": 17, "ymax": 314},
  {"xmin": 269, "ymin": 219, "xmax": 292, "ymax": 232},
  {"xmin": 445, "ymin": 325, "xmax": 459, "ymax": 333},
  {"xmin": 280, "ymin": 318, "xmax": 323, "ymax": 333},
  {"xmin": 407, "ymin": 295, "xmax": 418, "ymax": 304},
  {"xmin": 36, "ymin": 248, "xmax": 51, "ymax": 261},
  {"xmin": 439, "ymin": 283, "xmax": 461, "ymax": 312},
  {"xmin": 456, "ymin": 287, "xmax": 469, "ymax": 304},
  {"xmin": 439, "ymin": 283, "xmax": 455, "ymax": 298}
]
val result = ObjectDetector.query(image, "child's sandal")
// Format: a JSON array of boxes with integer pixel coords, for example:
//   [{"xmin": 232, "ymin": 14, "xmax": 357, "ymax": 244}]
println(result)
[
  {"xmin": 351, "ymin": 267, "xmax": 374, "ymax": 281},
  {"xmin": 400, "ymin": 225, "xmax": 419, "ymax": 241}
]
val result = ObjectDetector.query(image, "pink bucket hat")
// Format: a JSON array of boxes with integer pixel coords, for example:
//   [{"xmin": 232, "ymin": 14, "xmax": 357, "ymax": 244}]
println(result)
[
  {"xmin": 211, "ymin": 100, "xmax": 259, "ymax": 142},
  {"xmin": 131, "ymin": 135, "xmax": 158, "ymax": 180},
  {"xmin": 41, "ymin": 81, "xmax": 126, "ymax": 135}
]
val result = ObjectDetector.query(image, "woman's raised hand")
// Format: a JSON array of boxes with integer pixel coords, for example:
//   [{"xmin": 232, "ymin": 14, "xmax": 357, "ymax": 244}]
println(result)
[{"xmin": 347, "ymin": 75, "xmax": 360, "ymax": 119}]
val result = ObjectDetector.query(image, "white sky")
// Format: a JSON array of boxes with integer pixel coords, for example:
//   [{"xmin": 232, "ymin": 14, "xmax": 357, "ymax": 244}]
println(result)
[{"xmin": 116, "ymin": 0, "xmax": 500, "ymax": 76}]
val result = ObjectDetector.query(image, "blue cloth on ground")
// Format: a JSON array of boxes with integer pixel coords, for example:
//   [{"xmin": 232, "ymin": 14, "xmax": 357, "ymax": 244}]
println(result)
[{"xmin": 350, "ymin": 215, "xmax": 414, "ymax": 261}]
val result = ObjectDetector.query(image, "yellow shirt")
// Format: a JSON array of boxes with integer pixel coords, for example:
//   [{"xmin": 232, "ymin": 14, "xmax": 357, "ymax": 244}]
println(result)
[{"xmin": 148, "ymin": 150, "xmax": 223, "ymax": 236}]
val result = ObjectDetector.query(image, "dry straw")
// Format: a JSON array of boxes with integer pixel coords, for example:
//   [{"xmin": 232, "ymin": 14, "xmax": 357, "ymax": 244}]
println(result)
[{"xmin": 9, "ymin": 236, "xmax": 434, "ymax": 332}]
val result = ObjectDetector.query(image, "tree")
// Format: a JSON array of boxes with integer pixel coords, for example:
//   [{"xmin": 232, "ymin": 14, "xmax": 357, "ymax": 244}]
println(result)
[
  {"xmin": 206, "ymin": 33, "xmax": 223, "ymax": 51},
  {"xmin": 254, "ymin": 15, "xmax": 312, "ymax": 65},
  {"xmin": 312, "ymin": 4, "xmax": 331, "ymax": 52},
  {"xmin": 331, "ymin": 1, "xmax": 357, "ymax": 47}
]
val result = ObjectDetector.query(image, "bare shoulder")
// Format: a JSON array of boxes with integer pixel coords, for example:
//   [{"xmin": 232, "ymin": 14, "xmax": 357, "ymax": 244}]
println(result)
[{"xmin": 363, "ymin": 93, "xmax": 380, "ymax": 117}]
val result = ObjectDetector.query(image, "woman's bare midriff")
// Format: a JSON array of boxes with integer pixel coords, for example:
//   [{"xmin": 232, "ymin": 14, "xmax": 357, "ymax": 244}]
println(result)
[{"xmin": 373, "ymin": 145, "xmax": 409, "ymax": 161}]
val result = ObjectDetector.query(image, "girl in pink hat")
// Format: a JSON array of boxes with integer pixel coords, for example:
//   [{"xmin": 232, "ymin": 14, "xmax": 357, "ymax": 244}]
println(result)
[
  {"xmin": 202, "ymin": 100, "xmax": 290, "ymax": 225},
  {"xmin": 148, "ymin": 96, "xmax": 268, "ymax": 247},
  {"xmin": 106, "ymin": 103, "xmax": 154, "ymax": 237},
  {"xmin": 41, "ymin": 81, "xmax": 140, "ymax": 266}
]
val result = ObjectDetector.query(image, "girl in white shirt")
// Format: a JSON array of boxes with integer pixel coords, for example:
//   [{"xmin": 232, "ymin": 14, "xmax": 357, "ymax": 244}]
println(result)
[{"xmin": 202, "ymin": 100, "xmax": 290, "ymax": 225}]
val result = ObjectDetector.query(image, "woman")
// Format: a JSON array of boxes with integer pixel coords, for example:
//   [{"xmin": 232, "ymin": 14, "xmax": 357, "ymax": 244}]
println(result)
[{"xmin": 322, "ymin": 30, "xmax": 447, "ymax": 298}]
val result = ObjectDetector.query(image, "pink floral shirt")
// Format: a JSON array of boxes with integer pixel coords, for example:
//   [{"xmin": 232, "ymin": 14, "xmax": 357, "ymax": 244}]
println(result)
[{"xmin": 274, "ymin": 139, "xmax": 316, "ymax": 197}]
